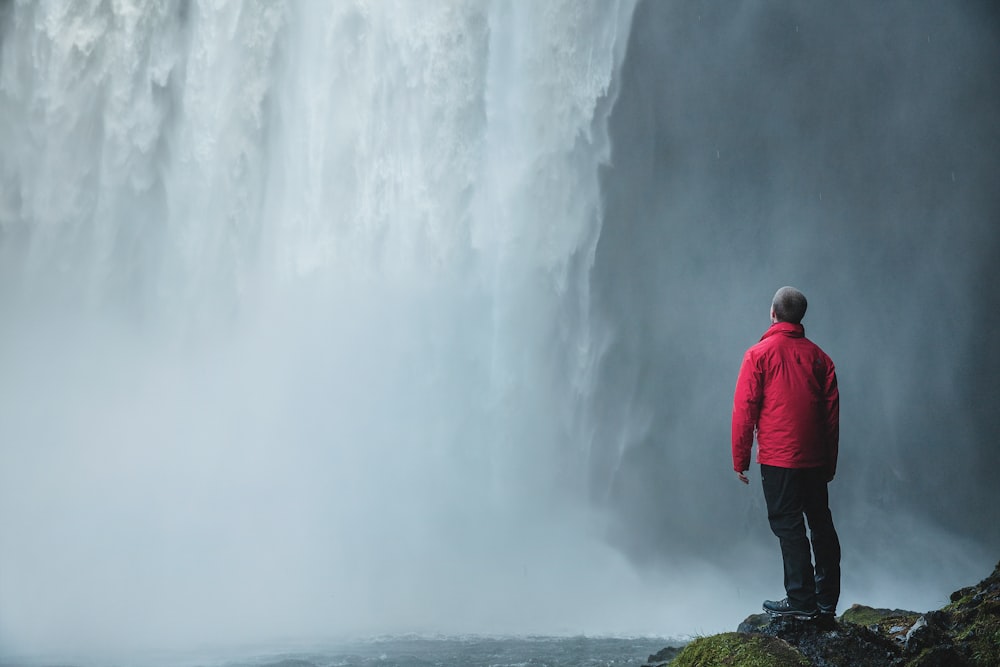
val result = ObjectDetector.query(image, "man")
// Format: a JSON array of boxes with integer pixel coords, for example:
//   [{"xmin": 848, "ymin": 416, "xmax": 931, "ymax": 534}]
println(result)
[{"xmin": 732, "ymin": 286, "xmax": 841, "ymax": 620}]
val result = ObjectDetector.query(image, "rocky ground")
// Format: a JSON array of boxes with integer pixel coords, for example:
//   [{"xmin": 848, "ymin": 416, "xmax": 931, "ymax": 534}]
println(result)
[{"xmin": 642, "ymin": 559, "xmax": 1000, "ymax": 666}]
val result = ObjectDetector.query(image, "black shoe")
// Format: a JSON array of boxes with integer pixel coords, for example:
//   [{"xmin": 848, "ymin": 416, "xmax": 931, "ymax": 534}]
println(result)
[
  {"xmin": 817, "ymin": 602, "xmax": 836, "ymax": 617},
  {"xmin": 763, "ymin": 597, "xmax": 818, "ymax": 619}
]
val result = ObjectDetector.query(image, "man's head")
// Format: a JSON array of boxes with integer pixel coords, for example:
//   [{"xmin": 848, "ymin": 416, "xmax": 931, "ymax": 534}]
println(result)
[{"xmin": 770, "ymin": 286, "xmax": 808, "ymax": 324}]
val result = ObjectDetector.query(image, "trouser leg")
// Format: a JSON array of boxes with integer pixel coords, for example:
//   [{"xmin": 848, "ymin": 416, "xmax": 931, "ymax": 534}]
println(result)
[
  {"xmin": 761, "ymin": 464, "xmax": 816, "ymax": 609},
  {"xmin": 802, "ymin": 468, "xmax": 841, "ymax": 609}
]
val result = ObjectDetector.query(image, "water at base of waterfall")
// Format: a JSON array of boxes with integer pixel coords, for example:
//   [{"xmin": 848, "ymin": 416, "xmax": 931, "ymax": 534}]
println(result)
[{"xmin": 2, "ymin": 636, "xmax": 678, "ymax": 667}]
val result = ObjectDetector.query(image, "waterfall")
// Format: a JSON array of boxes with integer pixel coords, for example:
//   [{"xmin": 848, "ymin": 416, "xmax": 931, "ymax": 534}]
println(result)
[
  {"xmin": 9, "ymin": 2, "xmax": 995, "ymax": 658},
  {"xmin": 0, "ymin": 0, "xmax": 700, "ymax": 655}
]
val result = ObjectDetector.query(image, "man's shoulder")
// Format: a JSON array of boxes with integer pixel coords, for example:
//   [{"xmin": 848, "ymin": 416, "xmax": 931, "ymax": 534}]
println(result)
[
  {"xmin": 799, "ymin": 334, "xmax": 831, "ymax": 355},
  {"xmin": 743, "ymin": 337, "xmax": 781, "ymax": 369},
  {"xmin": 800, "ymin": 336, "xmax": 836, "ymax": 368},
  {"xmin": 750, "ymin": 332, "xmax": 787, "ymax": 352}
]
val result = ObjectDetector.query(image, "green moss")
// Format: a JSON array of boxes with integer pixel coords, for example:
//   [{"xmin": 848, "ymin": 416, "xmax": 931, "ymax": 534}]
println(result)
[
  {"xmin": 670, "ymin": 632, "xmax": 810, "ymax": 667},
  {"xmin": 964, "ymin": 604, "xmax": 1000, "ymax": 666},
  {"xmin": 840, "ymin": 604, "xmax": 920, "ymax": 634},
  {"xmin": 944, "ymin": 590, "xmax": 976, "ymax": 613},
  {"xmin": 941, "ymin": 576, "xmax": 1000, "ymax": 667}
]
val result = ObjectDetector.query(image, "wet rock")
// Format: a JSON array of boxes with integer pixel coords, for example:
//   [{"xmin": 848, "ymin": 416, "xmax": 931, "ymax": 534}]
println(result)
[
  {"xmin": 740, "ymin": 614, "xmax": 900, "ymax": 667},
  {"xmin": 736, "ymin": 612, "xmax": 771, "ymax": 633},
  {"xmin": 642, "ymin": 645, "xmax": 681, "ymax": 666},
  {"xmin": 645, "ymin": 559, "xmax": 1000, "ymax": 666},
  {"xmin": 903, "ymin": 616, "xmax": 927, "ymax": 648}
]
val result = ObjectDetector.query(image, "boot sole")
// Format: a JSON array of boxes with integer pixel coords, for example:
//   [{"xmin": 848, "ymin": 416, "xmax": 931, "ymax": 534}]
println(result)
[{"xmin": 765, "ymin": 609, "xmax": 818, "ymax": 620}]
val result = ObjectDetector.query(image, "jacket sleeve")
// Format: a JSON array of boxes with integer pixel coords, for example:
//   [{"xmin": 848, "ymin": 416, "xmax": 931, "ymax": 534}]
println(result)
[
  {"xmin": 823, "ymin": 360, "xmax": 840, "ymax": 477},
  {"xmin": 732, "ymin": 350, "xmax": 762, "ymax": 472}
]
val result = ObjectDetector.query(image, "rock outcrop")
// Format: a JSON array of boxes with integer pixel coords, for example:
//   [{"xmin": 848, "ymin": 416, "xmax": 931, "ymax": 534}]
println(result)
[{"xmin": 643, "ymin": 559, "xmax": 1000, "ymax": 666}]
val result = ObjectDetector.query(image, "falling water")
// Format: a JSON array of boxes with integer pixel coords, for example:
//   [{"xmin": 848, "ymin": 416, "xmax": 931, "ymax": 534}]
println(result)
[
  {"xmin": 4, "ymin": 1, "xmax": 999, "ymax": 662},
  {"xmin": 0, "ymin": 0, "xmax": 714, "ymax": 657}
]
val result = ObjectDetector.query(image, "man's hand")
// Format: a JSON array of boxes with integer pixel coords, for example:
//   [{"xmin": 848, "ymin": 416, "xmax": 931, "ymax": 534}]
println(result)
[{"xmin": 736, "ymin": 470, "xmax": 749, "ymax": 485}]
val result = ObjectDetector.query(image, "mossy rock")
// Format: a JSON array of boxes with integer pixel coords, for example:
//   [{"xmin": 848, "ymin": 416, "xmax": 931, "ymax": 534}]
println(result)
[
  {"xmin": 840, "ymin": 603, "xmax": 921, "ymax": 639},
  {"xmin": 942, "ymin": 562, "xmax": 1000, "ymax": 667},
  {"xmin": 670, "ymin": 631, "xmax": 809, "ymax": 667},
  {"xmin": 840, "ymin": 603, "xmax": 920, "ymax": 627},
  {"xmin": 651, "ymin": 559, "xmax": 1000, "ymax": 667}
]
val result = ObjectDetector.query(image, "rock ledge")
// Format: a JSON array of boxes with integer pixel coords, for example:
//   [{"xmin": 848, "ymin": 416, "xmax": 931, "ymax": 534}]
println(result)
[{"xmin": 643, "ymin": 559, "xmax": 1000, "ymax": 666}]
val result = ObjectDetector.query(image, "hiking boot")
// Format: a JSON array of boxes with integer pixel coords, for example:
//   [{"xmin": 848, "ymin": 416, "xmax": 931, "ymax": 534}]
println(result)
[
  {"xmin": 763, "ymin": 597, "xmax": 818, "ymax": 620},
  {"xmin": 817, "ymin": 602, "xmax": 836, "ymax": 617}
]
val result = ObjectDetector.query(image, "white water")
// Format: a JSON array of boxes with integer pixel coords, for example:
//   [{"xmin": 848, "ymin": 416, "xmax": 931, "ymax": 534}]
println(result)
[{"xmin": 0, "ymin": 0, "xmax": 758, "ymax": 658}]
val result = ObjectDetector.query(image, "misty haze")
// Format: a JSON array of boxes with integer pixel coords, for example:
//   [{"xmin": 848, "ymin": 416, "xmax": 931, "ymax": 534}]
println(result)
[{"xmin": 1, "ymin": 1, "xmax": 997, "ymax": 665}]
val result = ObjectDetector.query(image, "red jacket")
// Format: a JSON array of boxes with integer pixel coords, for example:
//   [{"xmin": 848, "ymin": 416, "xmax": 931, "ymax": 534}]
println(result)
[{"xmin": 732, "ymin": 322, "xmax": 839, "ymax": 474}]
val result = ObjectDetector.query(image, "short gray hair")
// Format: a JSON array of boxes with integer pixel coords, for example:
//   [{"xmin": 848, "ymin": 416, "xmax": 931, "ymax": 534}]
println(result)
[{"xmin": 772, "ymin": 286, "xmax": 808, "ymax": 324}]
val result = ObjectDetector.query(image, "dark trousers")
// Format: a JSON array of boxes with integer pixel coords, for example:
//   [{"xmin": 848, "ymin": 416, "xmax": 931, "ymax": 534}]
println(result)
[{"xmin": 761, "ymin": 464, "xmax": 841, "ymax": 609}]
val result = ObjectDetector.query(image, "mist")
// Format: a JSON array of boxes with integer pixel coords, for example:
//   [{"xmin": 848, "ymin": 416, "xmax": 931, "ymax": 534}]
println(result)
[
  {"xmin": 592, "ymin": 0, "xmax": 1000, "ymax": 604},
  {"xmin": 0, "ymin": 0, "xmax": 680, "ymax": 658},
  {"xmin": 1, "ymin": 0, "xmax": 999, "ymax": 662}
]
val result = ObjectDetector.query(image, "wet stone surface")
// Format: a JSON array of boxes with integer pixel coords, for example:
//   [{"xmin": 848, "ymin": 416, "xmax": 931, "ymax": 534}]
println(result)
[{"xmin": 648, "ymin": 559, "xmax": 1000, "ymax": 666}]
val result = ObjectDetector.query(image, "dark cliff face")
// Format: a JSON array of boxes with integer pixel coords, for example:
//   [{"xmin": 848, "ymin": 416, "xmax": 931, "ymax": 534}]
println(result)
[
  {"xmin": 592, "ymin": 0, "xmax": 1000, "ymax": 568},
  {"xmin": 650, "ymin": 559, "xmax": 1000, "ymax": 666}
]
